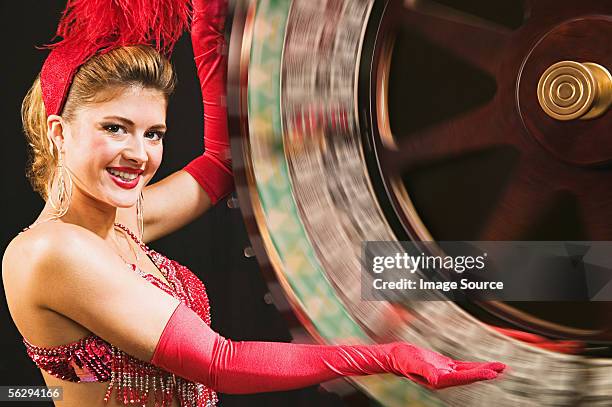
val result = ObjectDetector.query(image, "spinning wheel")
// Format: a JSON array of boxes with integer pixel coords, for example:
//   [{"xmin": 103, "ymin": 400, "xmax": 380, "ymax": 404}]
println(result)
[
  {"xmin": 366, "ymin": 0, "xmax": 612, "ymax": 342},
  {"xmin": 227, "ymin": 0, "xmax": 612, "ymax": 405}
]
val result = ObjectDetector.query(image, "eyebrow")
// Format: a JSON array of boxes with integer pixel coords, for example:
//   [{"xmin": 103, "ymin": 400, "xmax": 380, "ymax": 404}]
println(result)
[{"xmin": 101, "ymin": 116, "xmax": 167, "ymax": 131}]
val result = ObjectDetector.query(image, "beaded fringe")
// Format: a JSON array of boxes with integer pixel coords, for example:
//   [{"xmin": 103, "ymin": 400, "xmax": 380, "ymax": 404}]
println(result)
[{"xmin": 103, "ymin": 346, "xmax": 218, "ymax": 407}]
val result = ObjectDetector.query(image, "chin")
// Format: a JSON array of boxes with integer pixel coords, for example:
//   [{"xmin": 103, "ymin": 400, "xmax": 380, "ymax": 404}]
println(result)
[
  {"xmin": 113, "ymin": 199, "xmax": 139, "ymax": 209},
  {"xmin": 102, "ymin": 189, "xmax": 141, "ymax": 209},
  {"xmin": 97, "ymin": 174, "xmax": 150, "ymax": 208}
]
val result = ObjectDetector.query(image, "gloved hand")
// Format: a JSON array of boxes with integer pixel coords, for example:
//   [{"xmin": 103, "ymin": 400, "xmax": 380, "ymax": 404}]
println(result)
[
  {"xmin": 151, "ymin": 303, "xmax": 506, "ymax": 393},
  {"xmin": 379, "ymin": 342, "xmax": 505, "ymax": 389},
  {"xmin": 183, "ymin": 0, "xmax": 233, "ymax": 205}
]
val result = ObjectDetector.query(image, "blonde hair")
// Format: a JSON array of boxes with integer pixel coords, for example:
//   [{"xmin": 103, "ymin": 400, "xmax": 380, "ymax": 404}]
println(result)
[{"xmin": 22, "ymin": 45, "xmax": 176, "ymax": 199}]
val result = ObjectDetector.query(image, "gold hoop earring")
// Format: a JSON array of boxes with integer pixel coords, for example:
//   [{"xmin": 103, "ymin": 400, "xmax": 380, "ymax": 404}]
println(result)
[
  {"xmin": 47, "ymin": 150, "xmax": 73, "ymax": 218},
  {"xmin": 136, "ymin": 191, "xmax": 144, "ymax": 241}
]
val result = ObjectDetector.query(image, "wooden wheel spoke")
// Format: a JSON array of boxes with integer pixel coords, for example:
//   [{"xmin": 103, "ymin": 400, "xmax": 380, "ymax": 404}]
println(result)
[
  {"xmin": 477, "ymin": 163, "xmax": 552, "ymax": 240},
  {"xmin": 398, "ymin": 1, "xmax": 511, "ymax": 76},
  {"xmin": 579, "ymin": 181, "xmax": 612, "ymax": 240},
  {"xmin": 385, "ymin": 103, "xmax": 506, "ymax": 173}
]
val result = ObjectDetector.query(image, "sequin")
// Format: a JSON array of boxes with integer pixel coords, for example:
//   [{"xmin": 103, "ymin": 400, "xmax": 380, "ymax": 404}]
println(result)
[{"xmin": 23, "ymin": 223, "xmax": 218, "ymax": 406}]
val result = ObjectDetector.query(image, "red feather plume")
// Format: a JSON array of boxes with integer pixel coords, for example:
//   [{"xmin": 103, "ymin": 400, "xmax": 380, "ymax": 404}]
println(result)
[{"xmin": 40, "ymin": 0, "xmax": 192, "ymax": 116}]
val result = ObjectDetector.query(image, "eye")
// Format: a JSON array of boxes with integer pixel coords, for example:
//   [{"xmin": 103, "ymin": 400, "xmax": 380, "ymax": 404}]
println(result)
[
  {"xmin": 103, "ymin": 124, "xmax": 127, "ymax": 135},
  {"xmin": 145, "ymin": 131, "xmax": 165, "ymax": 141}
]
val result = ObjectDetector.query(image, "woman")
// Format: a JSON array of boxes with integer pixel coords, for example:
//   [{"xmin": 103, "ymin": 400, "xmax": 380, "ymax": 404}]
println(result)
[{"xmin": 2, "ymin": 0, "xmax": 505, "ymax": 406}]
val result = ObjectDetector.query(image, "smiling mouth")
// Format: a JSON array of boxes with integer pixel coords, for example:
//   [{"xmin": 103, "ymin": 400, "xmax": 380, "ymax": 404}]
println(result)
[{"xmin": 106, "ymin": 168, "xmax": 140, "ymax": 181}]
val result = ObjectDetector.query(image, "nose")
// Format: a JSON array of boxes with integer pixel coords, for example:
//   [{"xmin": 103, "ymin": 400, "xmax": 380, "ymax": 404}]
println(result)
[{"xmin": 124, "ymin": 134, "xmax": 148, "ymax": 165}]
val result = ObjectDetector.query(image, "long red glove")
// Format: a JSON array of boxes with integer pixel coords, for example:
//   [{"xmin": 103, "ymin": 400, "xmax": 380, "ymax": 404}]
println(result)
[
  {"xmin": 183, "ymin": 0, "xmax": 233, "ymax": 205},
  {"xmin": 151, "ymin": 303, "xmax": 505, "ymax": 393}
]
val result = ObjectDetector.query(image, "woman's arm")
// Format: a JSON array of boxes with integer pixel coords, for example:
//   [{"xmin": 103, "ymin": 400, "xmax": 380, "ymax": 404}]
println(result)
[
  {"xmin": 152, "ymin": 303, "xmax": 505, "ymax": 392},
  {"xmin": 24, "ymin": 223, "xmax": 181, "ymax": 361},
  {"xmin": 117, "ymin": 170, "xmax": 215, "ymax": 244},
  {"xmin": 117, "ymin": 0, "xmax": 232, "ymax": 243},
  {"xmin": 20, "ymin": 223, "xmax": 504, "ymax": 393}
]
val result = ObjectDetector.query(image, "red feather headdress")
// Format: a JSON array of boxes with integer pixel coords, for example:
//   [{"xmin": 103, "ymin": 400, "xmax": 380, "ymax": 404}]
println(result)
[{"xmin": 40, "ymin": 0, "xmax": 191, "ymax": 116}]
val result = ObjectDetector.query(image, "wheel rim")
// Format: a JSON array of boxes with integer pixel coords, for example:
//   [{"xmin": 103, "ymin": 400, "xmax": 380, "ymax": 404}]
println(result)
[{"xmin": 229, "ymin": 0, "xmax": 612, "ymax": 404}]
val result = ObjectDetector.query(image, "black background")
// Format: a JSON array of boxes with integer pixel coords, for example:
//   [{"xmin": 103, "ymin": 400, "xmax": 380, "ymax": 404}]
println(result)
[{"xmin": 0, "ymin": 1, "xmax": 358, "ymax": 405}]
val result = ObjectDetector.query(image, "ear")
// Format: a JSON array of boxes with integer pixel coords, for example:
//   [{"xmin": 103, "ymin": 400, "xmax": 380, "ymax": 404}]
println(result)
[{"xmin": 46, "ymin": 115, "xmax": 66, "ymax": 153}]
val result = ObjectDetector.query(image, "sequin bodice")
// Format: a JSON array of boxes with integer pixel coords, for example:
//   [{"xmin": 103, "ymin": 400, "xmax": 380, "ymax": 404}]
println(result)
[{"xmin": 22, "ymin": 223, "xmax": 218, "ymax": 407}]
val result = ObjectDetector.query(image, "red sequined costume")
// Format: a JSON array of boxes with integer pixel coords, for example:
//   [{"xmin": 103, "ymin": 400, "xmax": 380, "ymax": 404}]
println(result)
[{"xmin": 23, "ymin": 223, "xmax": 218, "ymax": 407}]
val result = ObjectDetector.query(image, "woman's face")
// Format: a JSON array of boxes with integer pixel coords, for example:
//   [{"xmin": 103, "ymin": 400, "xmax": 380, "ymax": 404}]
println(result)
[{"xmin": 59, "ymin": 86, "xmax": 167, "ymax": 209}]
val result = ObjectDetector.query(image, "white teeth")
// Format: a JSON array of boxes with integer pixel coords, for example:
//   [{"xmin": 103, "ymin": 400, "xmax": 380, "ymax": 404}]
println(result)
[{"xmin": 108, "ymin": 168, "xmax": 139, "ymax": 181}]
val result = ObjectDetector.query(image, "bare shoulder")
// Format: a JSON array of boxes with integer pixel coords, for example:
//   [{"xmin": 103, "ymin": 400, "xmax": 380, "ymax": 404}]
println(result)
[
  {"xmin": 3, "ymin": 222, "xmax": 180, "ymax": 360},
  {"xmin": 3, "ymin": 222, "xmax": 114, "ymax": 301},
  {"xmin": 5, "ymin": 222, "xmax": 105, "ymax": 267},
  {"xmin": 2, "ymin": 224, "xmax": 99, "ymax": 342}
]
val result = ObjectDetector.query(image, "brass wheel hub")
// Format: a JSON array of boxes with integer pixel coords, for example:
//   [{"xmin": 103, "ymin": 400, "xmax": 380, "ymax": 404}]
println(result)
[
  {"xmin": 537, "ymin": 60, "xmax": 612, "ymax": 120},
  {"xmin": 518, "ymin": 17, "xmax": 612, "ymax": 167}
]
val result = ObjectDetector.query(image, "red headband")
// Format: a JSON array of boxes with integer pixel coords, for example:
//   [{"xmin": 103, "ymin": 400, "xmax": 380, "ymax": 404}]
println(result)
[{"xmin": 40, "ymin": 0, "xmax": 191, "ymax": 116}]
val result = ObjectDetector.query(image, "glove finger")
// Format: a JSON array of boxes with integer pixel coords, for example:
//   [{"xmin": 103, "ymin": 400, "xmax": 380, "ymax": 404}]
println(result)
[
  {"xmin": 454, "ymin": 361, "xmax": 506, "ymax": 372},
  {"xmin": 436, "ymin": 369, "xmax": 498, "ymax": 389}
]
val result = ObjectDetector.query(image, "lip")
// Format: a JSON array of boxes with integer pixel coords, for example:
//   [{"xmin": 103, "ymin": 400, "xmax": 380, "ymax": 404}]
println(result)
[{"xmin": 106, "ymin": 167, "xmax": 143, "ymax": 190}]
